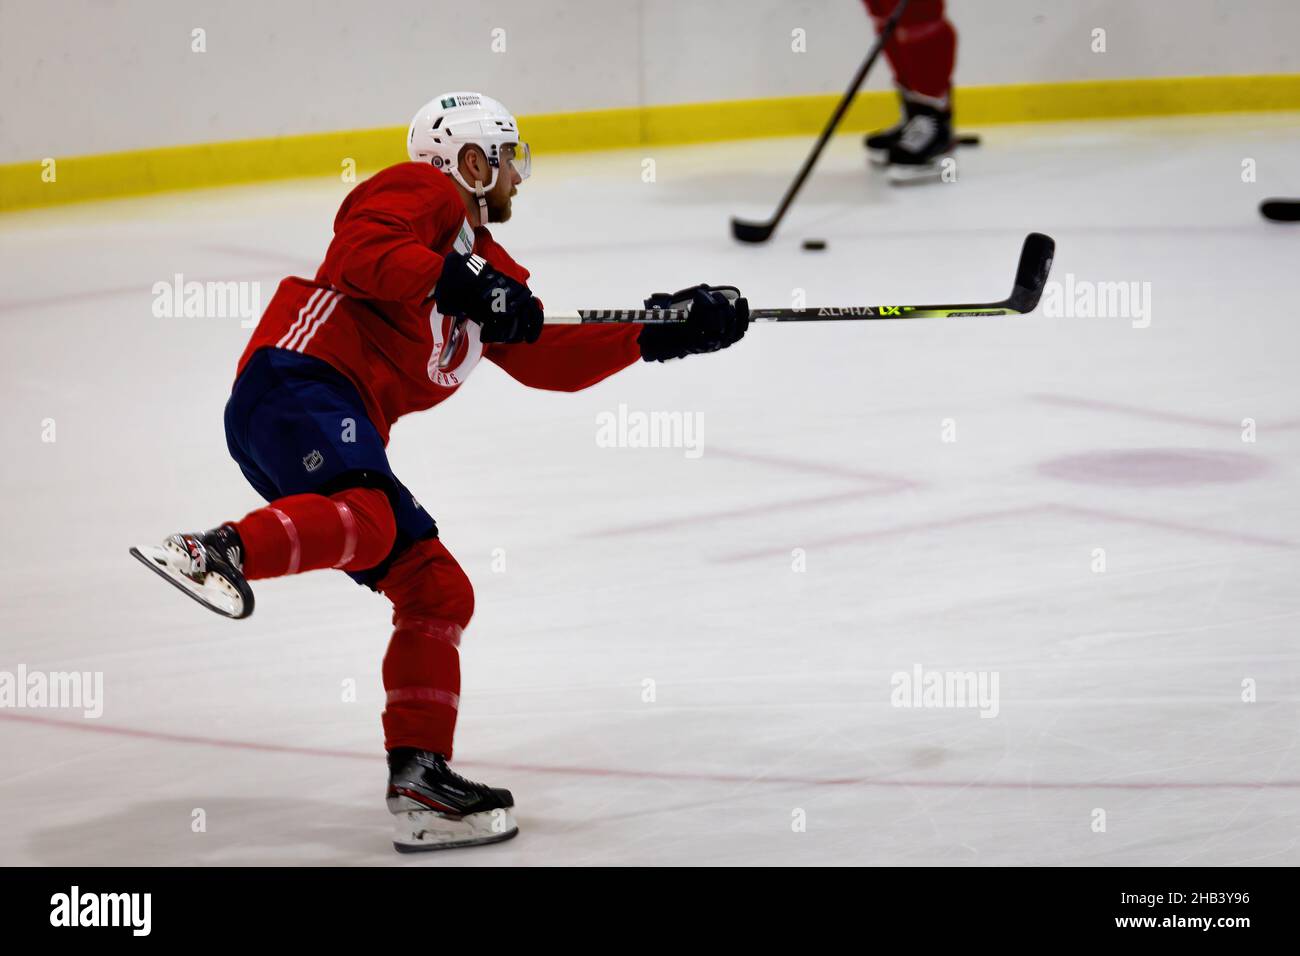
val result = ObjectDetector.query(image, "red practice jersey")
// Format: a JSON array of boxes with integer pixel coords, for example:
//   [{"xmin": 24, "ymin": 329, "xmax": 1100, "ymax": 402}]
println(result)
[{"xmin": 237, "ymin": 162, "xmax": 643, "ymax": 443}]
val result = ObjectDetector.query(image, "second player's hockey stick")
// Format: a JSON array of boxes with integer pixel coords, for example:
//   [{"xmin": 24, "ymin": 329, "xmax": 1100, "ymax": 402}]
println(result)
[
  {"xmin": 730, "ymin": 0, "xmax": 912, "ymax": 244},
  {"xmin": 547, "ymin": 232, "xmax": 1055, "ymax": 324},
  {"xmin": 1260, "ymin": 199, "xmax": 1300, "ymax": 222}
]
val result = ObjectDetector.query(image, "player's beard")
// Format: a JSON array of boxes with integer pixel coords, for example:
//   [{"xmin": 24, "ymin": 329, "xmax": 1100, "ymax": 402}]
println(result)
[{"xmin": 485, "ymin": 184, "xmax": 515, "ymax": 223}]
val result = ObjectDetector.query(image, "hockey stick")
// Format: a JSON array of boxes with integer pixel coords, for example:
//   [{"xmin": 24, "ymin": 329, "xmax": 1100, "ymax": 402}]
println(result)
[
  {"xmin": 546, "ymin": 232, "xmax": 1054, "ymax": 325},
  {"xmin": 730, "ymin": 0, "xmax": 912, "ymax": 244},
  {"xmin": 1260, "ymin": 199, "xmax": 1300, "ymax": 222}
]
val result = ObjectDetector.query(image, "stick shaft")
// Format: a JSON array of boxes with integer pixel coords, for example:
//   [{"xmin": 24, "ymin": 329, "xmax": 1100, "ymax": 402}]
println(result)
[
  {"xmin": 731, "ymin": 0, "xmax": 912, "ymax": 241},
  {"xmin": 544, "ymin": 305, "xmax": 1017, "ymax": 325},
  {"xmin": 545, "ymin": 233, "xmax": 1055, "ymax": 325},
  {"xmin": 768, "ymin": 0, "xmax": 911, "ymax": 223}
]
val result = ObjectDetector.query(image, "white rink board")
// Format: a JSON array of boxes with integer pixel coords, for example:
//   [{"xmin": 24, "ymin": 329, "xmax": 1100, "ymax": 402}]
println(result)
[{"xmin": 0, "ymin": 113, "xmax": 1298, "ymax": 866}]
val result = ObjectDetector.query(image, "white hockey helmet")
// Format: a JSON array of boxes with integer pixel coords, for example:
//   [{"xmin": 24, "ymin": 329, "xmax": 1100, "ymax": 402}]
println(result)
[{"xmin": 407, "ymin": 91, "xmax": 531, "ymax": 216}]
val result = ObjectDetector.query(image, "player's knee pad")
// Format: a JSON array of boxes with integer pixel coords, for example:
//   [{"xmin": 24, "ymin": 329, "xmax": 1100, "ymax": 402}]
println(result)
[
  {"xmin": 375, "ymin": 537, "xmax": 475, "ymax": 630},
  {"xmin": 329, "ymin": 486, "xmax": 397, "ymax": 571}
]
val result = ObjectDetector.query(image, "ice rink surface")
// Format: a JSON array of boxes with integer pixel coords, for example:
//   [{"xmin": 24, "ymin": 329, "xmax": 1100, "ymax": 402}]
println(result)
[{"xmin": 1, "ymin": 114, "xmax": 1298, "ymax": 866}]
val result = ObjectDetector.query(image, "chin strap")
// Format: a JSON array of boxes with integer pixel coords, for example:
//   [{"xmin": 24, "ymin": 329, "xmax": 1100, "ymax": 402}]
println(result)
[{"xmin": 450, "ymin": 167, "xmax": 497, "ymax": 225}]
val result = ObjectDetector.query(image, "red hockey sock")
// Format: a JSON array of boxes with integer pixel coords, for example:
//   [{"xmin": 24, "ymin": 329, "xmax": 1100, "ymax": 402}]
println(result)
[
  {"xmin": 376, "ymin": 538, "xmax": 475, "ymax": 758},
  {"xmin": 864, "ymin": 0, "xmax": 956, "ymax": 102},
  {"xmin": 234, "ymin": 486, "xmax": 396, "ymax": 580},
  {"xmin": 381, "ymin": 617, "xmax": 463, "ymax": 758}
]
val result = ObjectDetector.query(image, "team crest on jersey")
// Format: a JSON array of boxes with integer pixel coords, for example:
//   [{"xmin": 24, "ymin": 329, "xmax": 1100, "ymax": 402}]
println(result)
[
  {"xmin": 302, "ymin": 450, "xmax": 324, "ymax": 472},
  {"xmin": 426, "ymin": 306, "xmax": 483, "ymax": 388}
]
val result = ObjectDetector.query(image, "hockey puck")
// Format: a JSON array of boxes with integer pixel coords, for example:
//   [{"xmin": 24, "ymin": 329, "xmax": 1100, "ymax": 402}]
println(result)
[{"xmin": 802, "ymin": 239, "xmax": 827, "ymax": 251}]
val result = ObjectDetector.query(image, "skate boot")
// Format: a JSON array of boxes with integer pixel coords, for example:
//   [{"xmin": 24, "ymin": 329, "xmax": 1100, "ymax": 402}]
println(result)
[
  {"xmin": 864, "ymin": 91, "xmax": 922, "ymax": 167},
  {"xmin": 886, "ymin": 100, "xmax": 954, "ymax": 184},
  {"xmin": 130, "ymin": 524, "xmax": 255, "ymax": 619},
  {"xmin": 386, "ymin": 748, "xmax": 518, "ymax": 852}
]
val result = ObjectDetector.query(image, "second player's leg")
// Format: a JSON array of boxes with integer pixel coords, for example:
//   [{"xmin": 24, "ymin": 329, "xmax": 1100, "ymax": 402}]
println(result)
[
  {"xmin": 862, "ymin": 0, "xmax": 958, "ymax": 180},
  {"xmin": 865, "ymin": 0, "xmax": 955, "ymax": 102}
]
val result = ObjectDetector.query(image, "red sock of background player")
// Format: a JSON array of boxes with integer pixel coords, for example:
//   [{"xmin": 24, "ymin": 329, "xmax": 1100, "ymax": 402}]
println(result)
[
  {"xmin": 864, "ymin": 0, "xmax": 957, "ymax": 102},
  {"xmin": 232, "ymin": 486, "xmax": 395, "ymax": 579}
]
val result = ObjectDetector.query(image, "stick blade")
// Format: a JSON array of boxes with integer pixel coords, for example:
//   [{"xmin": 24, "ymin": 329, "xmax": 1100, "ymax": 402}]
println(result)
[
  {"xmin": 1006, "ymin": 232, "xmax": 1055, "ymax": 313},
  {"xmin": 731, "ymin": 217, "xmax": 776, "ymax": 244},
  {"xmin": 1261, "ymin": 199, "xmax": 1300, "ymax": 222}
]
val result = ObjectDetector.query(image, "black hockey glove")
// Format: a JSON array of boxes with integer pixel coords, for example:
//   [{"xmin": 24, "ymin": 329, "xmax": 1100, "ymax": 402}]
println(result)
[
  {"xmin": 637, "ymin": 284, "xmax": 750, "ymax": 363},
  {"xmin": 434, "ymin": 251, "xmax": 544, "ymax": 344}
]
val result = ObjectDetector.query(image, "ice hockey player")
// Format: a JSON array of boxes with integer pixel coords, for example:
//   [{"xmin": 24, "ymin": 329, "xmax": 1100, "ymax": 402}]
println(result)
[
  {"xmin": 130, "ymin": 91, "xmax": 749, "ymax": 851},
  {"xmin": 860, "ymin": 0, "xmax": 959, "ymax": 182}
]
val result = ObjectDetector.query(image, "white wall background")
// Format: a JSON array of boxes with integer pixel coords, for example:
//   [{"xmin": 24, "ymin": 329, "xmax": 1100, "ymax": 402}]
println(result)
[{"xmin": 2, "ymin": 0, "xmax": 1297, "ymax": 162}]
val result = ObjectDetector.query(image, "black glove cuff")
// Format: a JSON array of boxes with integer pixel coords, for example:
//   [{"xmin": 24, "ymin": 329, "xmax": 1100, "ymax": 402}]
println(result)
[{"xmin": 638, "ymin": 323, "xmax": 691, "ymax": 362}]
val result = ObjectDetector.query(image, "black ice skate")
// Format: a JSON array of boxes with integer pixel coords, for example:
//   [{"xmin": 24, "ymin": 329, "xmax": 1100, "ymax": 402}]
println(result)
[
  {"xmin": 885, "ymin": 100, "xmax": 954, "ymax": 184},
  {"xmin": 864, "ymin": 92, "xmax": 925, "ymax": 168},
  {"xmin": 129, "ymin": 524, "xmax": 255, "ymax": 619},
  {"xmin": 386, "ymin": 748, "xmax": 518, "ymax": 852}
]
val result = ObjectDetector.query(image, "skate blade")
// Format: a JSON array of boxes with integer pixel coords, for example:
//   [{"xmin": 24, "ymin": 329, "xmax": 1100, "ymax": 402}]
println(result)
[
  {"xmin": 129, "ymin": 544, "xmax": 254, "ymax": 619},
  {"xmin": 866, "ymin": 147, "xmax": 890, "ymax": 167},
  {"xmin": 887, "ymin": 161, "xmax": 948, "ymax": 185},
  {"xmin": 392, "ymin": 803, "xmax": 519, "ymax": 853}
]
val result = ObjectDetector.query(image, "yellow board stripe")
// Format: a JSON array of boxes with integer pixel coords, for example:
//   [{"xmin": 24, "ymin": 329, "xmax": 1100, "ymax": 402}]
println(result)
[{"xmin": 3, "ymin": 73, "xmax": 1298, "ymax": 212}]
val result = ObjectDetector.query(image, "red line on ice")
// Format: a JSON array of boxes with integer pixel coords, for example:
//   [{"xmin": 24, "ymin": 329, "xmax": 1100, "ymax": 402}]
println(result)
[
  {"xmin": 587, "ymin": 487, "xmax": 899, "ymax": 538},
  {"xmin": 588, "ymin": 445, "xmax": 919, "ymax": 538},
  {"xmin": 717, "ymin": 501, "xmax": 1293, "ymax": 563},
  {"xmin": 1046, "ymin": 503, "xmax": 1294, "ymax": 548},
  {"xmin": 4, "ymin": 711, "xmax": 1296, "ymax": 791},
  {"xmin": 717, "ymin": 505, "xmax": 1044, "ymax": 562},
  {"xmin": 707, "ymin": 447, "xmax": 923, "ymax": 488},
  {"xmin": 1032, "ymin": 393, "xmax": 1300, "ymax": 432}
]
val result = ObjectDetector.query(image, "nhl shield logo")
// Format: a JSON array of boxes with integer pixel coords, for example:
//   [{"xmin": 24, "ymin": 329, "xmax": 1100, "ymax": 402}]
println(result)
[{"xmin": 302, "ymin": 450, "xmax": 325, "ymax": 472}]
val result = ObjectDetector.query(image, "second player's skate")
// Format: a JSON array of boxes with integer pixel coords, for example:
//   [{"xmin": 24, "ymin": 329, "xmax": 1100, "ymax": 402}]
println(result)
[
  {"xmin": 129, "ymin": 524, "xmax": 255, "ymax": 619},
  {"xmin": 387, "ymin": 748, "xmax": 518, "ymax": 852},
  {"xmin": 885, "ymin": 102, "xmax": 954, "ymax": 184}
]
